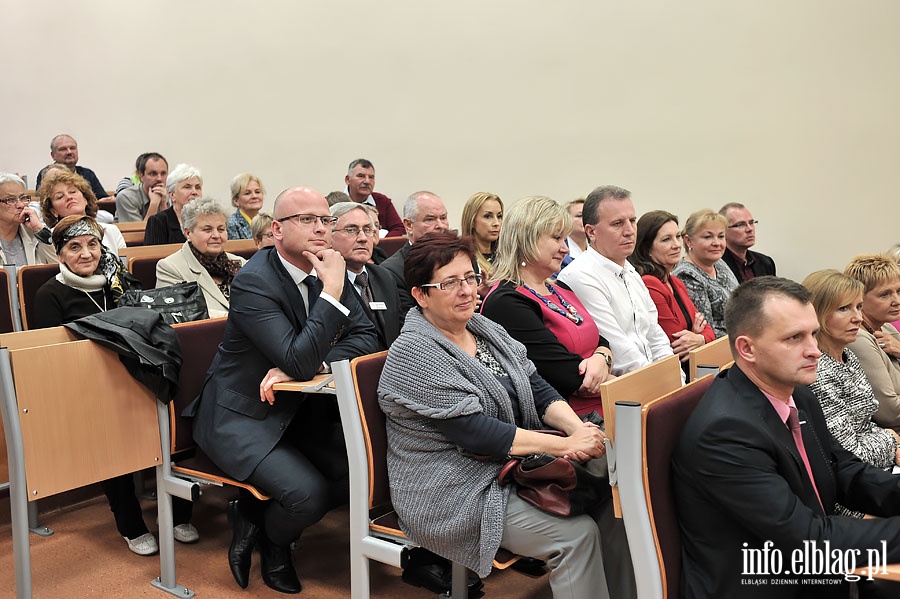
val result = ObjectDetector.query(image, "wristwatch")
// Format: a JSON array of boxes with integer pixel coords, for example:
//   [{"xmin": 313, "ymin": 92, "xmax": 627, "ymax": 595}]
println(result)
[{"xmin": 595, "ymin": 349, "xmax": 613, "ymax": 369}]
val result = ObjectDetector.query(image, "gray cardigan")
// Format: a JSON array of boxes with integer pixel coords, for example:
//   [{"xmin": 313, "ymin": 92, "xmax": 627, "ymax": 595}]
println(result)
[{"xmin": 378, "ymin": 308, "xmax": 543, "ymax": 577}]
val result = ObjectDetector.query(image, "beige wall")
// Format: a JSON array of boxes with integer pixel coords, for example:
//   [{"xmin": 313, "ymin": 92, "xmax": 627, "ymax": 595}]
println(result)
[{"xmin": 4, "ymin": 1, "xmax": 899, "ymax": 281}]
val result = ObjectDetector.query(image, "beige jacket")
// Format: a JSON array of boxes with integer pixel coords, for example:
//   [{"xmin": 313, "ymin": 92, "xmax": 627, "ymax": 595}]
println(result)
[
  {"xmin": 155, "ymin": 242, "xmax": 246, "ymax": 318},
  {"xmin": 848, "ymin": 324, "xmax": 900, "ymax": 429}
]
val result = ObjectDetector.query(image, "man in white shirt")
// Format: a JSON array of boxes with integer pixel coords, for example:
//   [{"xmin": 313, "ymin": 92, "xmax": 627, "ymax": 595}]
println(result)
[{"xmin": 557, "ymin": 185, "xmax": 678, "ymax": 377}]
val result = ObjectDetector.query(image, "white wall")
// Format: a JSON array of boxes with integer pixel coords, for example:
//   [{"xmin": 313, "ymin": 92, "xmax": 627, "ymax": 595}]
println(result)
[{"xmin": 4, "ymin": 0, "xmax": 899, "ymax": 281}]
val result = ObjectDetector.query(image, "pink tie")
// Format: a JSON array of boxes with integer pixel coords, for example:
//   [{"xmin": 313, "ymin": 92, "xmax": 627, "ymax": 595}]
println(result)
[{"xmin": 788, "ymin": 406, "xmax": 824, "ymax": 512}]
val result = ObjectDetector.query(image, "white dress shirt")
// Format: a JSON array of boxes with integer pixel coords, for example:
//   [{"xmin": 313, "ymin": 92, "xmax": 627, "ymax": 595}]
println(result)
[
  {"xmin": 276, "ymin": 251, "xmax": 349, "ymax": 317},
  {"xmin": 557, "ymin": 246, "xmax": 679, "ymax": 379}
]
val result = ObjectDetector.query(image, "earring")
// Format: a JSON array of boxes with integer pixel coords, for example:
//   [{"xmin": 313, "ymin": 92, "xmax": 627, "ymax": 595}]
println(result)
[{"xmin": 520, "ymin": 261, "xmax": 527, "ymax": 267}]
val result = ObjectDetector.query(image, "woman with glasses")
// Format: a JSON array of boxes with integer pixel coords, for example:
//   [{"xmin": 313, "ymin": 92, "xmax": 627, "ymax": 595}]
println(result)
[
  {"xmin": 156, "ymin": 197, "xmax": 246, "ymax": 318},
  {"xmin": 672, "ymin": 209, "xmax": 739, "ymax": 338},
  {"xmin": 143, "ymin": 164, "xmax": 203, "ymax": 245},
  {"xmin": 0, "ymin": 173, "xmax": 51, "ymax": 266},
  {"xmin": 227, "ymin": 173, "xmax": 266, "ymax": 240},
  {"xmin": 379, "ymin": 232, "xmax": 615, "ymax": 599},
  {"xmin": 251, "ymin": 212, "xmax": 275, "ymax": 249},
  {"xmin": 630, "ymin": 211, "xmax": 715, "ymax": 370},
  {"xmin": 480, "ymin": 196, "xmax": 614, "ymax": 416}
]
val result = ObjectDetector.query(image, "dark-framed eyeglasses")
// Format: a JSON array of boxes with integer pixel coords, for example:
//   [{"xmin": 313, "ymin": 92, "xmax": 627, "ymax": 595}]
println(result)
[
  {"xmin": 333, "ymin": 225, "xmax": 377, "ymax": 238},
  {"xmin": 276, "ymin": 213, "xmax": 338, "ymax": 227},
  {"xmin": 419, "ymin": 273, "xmax": 483, "ymax": 292},
  {"xmin": 727, "ymin": 219, "xmax": 758, "ymax": 230},
  {"xmin": 0, "ymin": 194, "xmax": 31, "ymax": 206}
]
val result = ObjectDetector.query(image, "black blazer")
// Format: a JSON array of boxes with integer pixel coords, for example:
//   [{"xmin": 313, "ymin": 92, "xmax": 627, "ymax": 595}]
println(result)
[
  {"xmin": 673, "ymin": 365, "xmax": 900, "ymax": 598},
  {"xmin": 379, "ymin": 242, "xmax": 416, "ymax": 316},
  {"xmin": 184, "ymin": 247, "xmax": 382, "ymax": 481},
  {"xmin": 353, "ymin": 264, "xmax": 402, "ymax": 346},
  {"xmin": 722, "ymin": 248, "xmax": 776, "ymax": 281},
  {"xmin": 144, "ymin": 206, "xmax": 186, "ymax": 246}
]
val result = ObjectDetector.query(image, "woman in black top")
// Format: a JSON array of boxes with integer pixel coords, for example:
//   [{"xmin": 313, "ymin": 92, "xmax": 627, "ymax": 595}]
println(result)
[
  {"xmin": 33, "ymin": 215, "xmax": 198, "ymax": 555},
  {"xmin": 143, "ymin": 163, "xmax": 202, "ymax": 246}
]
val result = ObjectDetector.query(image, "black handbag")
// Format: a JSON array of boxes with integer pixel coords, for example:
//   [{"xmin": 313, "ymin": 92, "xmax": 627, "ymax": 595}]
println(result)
[{"xmin": 117, "ymin": 281, "xmax": 209, "ymax": 325}]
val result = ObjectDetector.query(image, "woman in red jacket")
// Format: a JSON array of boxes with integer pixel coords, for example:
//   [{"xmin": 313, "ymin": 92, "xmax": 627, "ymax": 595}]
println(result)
[{"xmin": 630, "ymin": 210, "xmax": 715, "ymax": 369}]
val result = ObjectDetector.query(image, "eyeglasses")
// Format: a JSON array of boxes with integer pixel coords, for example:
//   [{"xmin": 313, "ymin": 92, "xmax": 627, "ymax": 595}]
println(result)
[
  {"xmin": 333, "ymin": 225, "xmax": 377, "ymax": 238},
  {"xmin": 276, "ymin": 213, "xmax": 338, "ymax": 227},
  {"xmin": 727, "ymin": 219, "xmax": 758, "ymax": 230},
  {"xmin": 0, "ymin": 194, "xmax": 31, "ymax": 206},
  {"xmin": 419, "ymin": 273, "xmax": 483, "ymax": 292}
]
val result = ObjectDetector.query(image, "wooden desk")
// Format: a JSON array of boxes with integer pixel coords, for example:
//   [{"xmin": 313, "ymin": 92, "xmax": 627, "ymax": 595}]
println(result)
[
  {"xmin": 273, "ymin": 373, "xmax": 336, "ymax": 395},
  {"xmin": 853, "ymin": 562, "xmax": 900, "ymax": 582}
]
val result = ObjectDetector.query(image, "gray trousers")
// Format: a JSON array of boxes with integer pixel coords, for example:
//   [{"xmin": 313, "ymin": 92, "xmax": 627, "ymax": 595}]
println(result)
[{"xmin": 501, "ymin": 493, "xmax": 611, "ymax": 599}]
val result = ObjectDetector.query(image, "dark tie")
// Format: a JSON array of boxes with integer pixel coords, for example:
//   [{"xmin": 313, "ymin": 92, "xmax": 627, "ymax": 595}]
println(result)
[
  {"xmin": 788, "ymin": 406, "xmax": 823, "ymax": 512},
  {"xmin": 303, "ymin": 275, "xmax": 320, "ymax": 313},
  {"xmin": 356, "ymin": 270, "xmax": 374, "ymax": 305}
]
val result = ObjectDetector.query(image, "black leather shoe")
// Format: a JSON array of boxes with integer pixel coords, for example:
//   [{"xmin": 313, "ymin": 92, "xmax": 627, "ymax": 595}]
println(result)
[
  {"xmin": 401, "ymin": 548, "xmax": 484, "ymax": 594},
  {"xmin": 511, "ymin": 556, "xmax": 548, "ymax": 577},
  {"xmin": 227, "ymin": 500, "xmax": 260, "ymax": 589},
  {"xmin": 259, "ymin": 536, "xmax": 302, "ymax": 594}
]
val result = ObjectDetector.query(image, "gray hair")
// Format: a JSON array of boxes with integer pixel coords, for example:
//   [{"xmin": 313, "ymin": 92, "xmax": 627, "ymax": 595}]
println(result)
[
  {"xmin": 182, "ymin": 197, "xmax": 226, "ymax": 232},
  {"xmin": 166, "ymin": 163, "xmax": 203, "ymax": 194},
  {"xmin": 0, "ymin": 173, "xmax": 26, "ymax": 188},
  {"xmin": 403, "ymin": 190, "xmax": 439, "ymax": 221},
  {"xmin": 50, "ymin": 134, "xmax": 75, "ymax": 151},
  {"xmin": 347, "ymin": 158, "xmax": 374, "ymax": 174},
  {"xmin": 330, "ymin": 201, "xmax": 374, "ymax": 224}
]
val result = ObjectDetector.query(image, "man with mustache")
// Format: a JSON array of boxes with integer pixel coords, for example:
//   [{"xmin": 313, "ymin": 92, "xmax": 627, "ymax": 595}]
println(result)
[{"xmin": 344, "ymin": 158, "xmax": 405, "ymax": 237}]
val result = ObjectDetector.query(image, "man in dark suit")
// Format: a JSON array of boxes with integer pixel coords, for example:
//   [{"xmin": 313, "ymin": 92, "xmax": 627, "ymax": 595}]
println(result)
[
  {"xmin": 673, "ymin": 276, "xmax": 900, "ymax": 598},
  {"xmin": 330, "ymin": 202, "xmax": 402, "ymax": 345},
  {"xmin": 381, "ymin": 190, "xmax": 450, "ymax": 315},
  {"xmin": 186, "ymin": 186, "xmax": 381, "ymax": 593},
  {"xmin": 719, "ymin": 202, "xmax": 777, "ymax": 282}
]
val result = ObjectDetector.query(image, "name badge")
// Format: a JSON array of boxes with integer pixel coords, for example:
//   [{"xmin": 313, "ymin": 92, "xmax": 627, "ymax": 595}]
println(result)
[{"xmin": 369, "ymin": 301, "xmax": 387, "ymax": 311}]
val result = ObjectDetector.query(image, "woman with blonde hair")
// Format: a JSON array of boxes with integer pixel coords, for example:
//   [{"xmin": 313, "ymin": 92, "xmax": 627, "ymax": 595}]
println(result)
[
  {"xmin": 227, "ymin": 173, "xmax": 266, "ymax": 240},
  {"xmin": 481, "ymin": 195, "xmax": 614, "ymax": 415},
  {"xmin": 460, "ymin": 191, "xmax": 503, "ymax": 276},
  {"xmin": 671, "ymin": 209, "xmax": 738, "ymax": 337},
  {"xmin": 803, "ymin": 269, "xmax": 900, "ymax": 516},
  {"xmin": 844, "ymin": 254, "xmax": 900, "ymax": 430}
]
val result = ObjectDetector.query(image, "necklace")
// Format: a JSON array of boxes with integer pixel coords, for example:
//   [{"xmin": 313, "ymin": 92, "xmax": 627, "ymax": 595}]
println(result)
[
  {"xmin": 520, "ymin": 281, "xmax": 584, "ymax": 325},
  {"xmin": 83, "ymin": 290, "xmax": 108, "ymax": 313}
]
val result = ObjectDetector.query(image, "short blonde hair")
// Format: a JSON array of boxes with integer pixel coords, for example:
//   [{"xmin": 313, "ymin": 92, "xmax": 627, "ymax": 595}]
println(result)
[
  {"xmin": 251, "ymin": 212, "xmax": 274, "ymax": 244},
  {"xmin": 844, "ymin": 254, "xmax": 900, "ymax": 293},
  {"xmin": 230, "ymin": 173, "xmax": 266, "ymax": 208},
  {"xmin": 491, "ymin": 196, "xmax": 572, "ymax": 285},
  {"xmin": 802, "ymin": 269, "xmax": 864, "ymax": 343},
  {"xmin": 682, "ymin": 209, "xmax": 727, "ymax": 238}
]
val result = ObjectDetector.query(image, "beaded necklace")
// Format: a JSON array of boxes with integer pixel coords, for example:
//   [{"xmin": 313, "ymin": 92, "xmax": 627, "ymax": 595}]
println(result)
[{"xmin": 520, "ymin": 281, "xmax": 584, "ymax": 325}]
